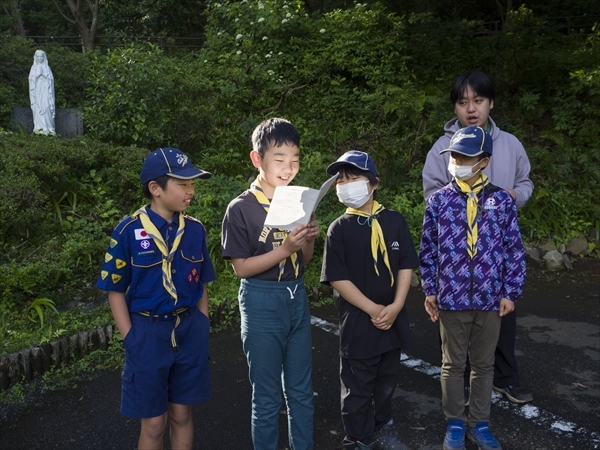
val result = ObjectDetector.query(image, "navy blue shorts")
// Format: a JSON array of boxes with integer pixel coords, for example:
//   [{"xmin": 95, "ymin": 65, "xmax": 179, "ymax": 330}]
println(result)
[{"xmin": 120, "ymin": 307, "xmax": 211, "ymax": 418}]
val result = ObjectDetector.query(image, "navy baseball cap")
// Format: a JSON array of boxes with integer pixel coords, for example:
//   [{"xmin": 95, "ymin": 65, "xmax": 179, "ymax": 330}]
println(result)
[
  {"xmin": 440, "ymin": 126, "xmax": 493, "ymax": 157},
  {"xmin": 140, "ymin": 148, "xmax": 211, "ymax": 184},
  {"xmin": 326, "ymin": 150, "xmax": 377, "ymax": 177}
]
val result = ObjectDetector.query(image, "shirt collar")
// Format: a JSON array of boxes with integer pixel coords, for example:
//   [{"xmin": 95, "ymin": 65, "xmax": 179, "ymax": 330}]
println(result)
[{"xmin": 145, "ymin": 206, "xmax": 180, "ymax": 230}]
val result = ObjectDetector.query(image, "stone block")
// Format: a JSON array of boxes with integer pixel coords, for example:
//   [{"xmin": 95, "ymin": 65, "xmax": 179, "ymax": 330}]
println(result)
[
  {"xmin": 524, "ymin": 244, "xmax": 542, "ymax": 267},
  {"xmin": 566, "ymin": 237, "xmax": 588, "ymax": 256},
  {"xmin": 10, "ymin": 106, "xmax": 84, "ymax": 138},
  {"xmin": 411, "ymin": 271, "xmax": 420, "ymax": 287},
  {"xmin": 538, "ymin": 239, "xmax": 557, "ymax": 254},
  {"xmin": 543, "ymin": 250, "xmax": 564, "ymax": 270},
  {"xmin": 56, "ymin": 108, "xmax": 84, "ymax": 137},
  {"xmin": 563, "ymin": 254, "xmax": 573, "ymax": 270}
]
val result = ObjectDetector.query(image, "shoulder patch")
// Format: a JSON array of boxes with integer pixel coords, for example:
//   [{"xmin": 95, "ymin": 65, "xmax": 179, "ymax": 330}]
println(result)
[
  {"xmin": 184, "ymin": 215, "xmax": 204, "ymax": 225},
  {"xmin": 118, "ymin": 215, "xmax": 140, "ymax": 235}
]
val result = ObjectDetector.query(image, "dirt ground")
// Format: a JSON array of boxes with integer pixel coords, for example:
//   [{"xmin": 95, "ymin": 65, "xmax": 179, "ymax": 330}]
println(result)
[{"xmin": 1, "ymin": 258, "xmax": 599, "ymax": 449}]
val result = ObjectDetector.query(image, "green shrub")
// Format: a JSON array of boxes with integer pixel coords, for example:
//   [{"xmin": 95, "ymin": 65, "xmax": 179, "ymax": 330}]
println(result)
[{"xmin": 0, "ymin": 135, "xmax": 148, "ymax": 313}]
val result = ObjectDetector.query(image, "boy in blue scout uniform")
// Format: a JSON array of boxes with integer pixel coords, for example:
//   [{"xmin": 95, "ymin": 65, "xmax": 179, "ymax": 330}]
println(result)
[
  {"xmin": 320, "ymin": 151, "xmax": 419, "ymax": 450},
  {"xmin": 221, "ymin": 117, "xmax": 320, "ymax": 450},
  {"xmin": 96, "ymin": 148, "xmax": 216, "ymax": 450}
]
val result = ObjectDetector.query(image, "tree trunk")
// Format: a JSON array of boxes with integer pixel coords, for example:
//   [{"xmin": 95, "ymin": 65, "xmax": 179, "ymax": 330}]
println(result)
[
  {"xmin": 2, "ymin": 0, "xmax": 26, "ymax": 36},
  {"xmin": 495, "ymin": 0, "xmax": 513, "ymax": 32},
  {"xmin": 51, "ymin": 0, "xmax": 99, "ymax": 53}
]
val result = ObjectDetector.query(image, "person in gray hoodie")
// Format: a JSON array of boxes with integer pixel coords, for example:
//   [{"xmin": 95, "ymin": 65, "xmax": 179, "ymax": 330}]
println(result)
[
  {"xmin": 423, "ymin": 72, "xmax": 533, "ymax": 208},
  {"xmin": 422, "ymin": 71, "xmax": 534, "ymax": 405}
]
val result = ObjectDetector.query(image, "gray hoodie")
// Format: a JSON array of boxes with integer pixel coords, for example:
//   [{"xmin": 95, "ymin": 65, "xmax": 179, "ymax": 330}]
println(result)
[{"xmin": 422, "ymin": 117, "xmax": 534, "ymax": 208}]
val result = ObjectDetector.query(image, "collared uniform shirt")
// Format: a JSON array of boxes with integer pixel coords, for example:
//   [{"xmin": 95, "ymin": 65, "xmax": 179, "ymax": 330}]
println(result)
[{"xmin": 96, "ymin": 207, "xmax": 216, "ymax": 315}]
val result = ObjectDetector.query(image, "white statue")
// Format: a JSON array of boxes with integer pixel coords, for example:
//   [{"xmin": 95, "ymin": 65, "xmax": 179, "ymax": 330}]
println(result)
[{"xmin": 28, "ymin": 49, "xmax": 56, "ymax": 135}]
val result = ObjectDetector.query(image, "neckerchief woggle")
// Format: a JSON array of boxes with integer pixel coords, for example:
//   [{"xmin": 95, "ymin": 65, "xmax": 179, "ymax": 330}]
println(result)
[
  {"xmin": 345, "ymin": 200, "xmax": 394, "ymax": 286},
  {"xmin": 455, "ymin": 173, "xmax": 489, "ymax": 259},
  {"xmin": 133, "ymin": 205, "xmax": 185, "ymax": 304},
  {"xmin": 250, "ymin": 177, "xmax": 299, "ymax": 281}
]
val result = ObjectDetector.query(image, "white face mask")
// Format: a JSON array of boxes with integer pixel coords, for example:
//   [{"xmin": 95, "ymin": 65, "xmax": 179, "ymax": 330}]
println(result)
[
  {"xmin": 336, "ymin": 179, "xmax": 372, "ymax": 208},
  {"xmin": 448, "ymin": 159, "xmax": 483, "ymax": 181}
]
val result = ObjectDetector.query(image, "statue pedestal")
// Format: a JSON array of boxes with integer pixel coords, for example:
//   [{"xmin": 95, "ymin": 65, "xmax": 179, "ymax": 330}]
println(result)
[{"xmin": 10, "ymin": 107, "xmax": 84, "ymax": 138}]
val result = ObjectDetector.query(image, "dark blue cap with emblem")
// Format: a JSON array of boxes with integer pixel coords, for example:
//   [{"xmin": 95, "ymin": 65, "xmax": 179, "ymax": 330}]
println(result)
[
  {"xmin": 440, "ymin": 126, "xmax": 493, "ymax": 157},
  {"xmin": 140, "ymin": 148, "xmax": 211, "ymax": 184},
  {"xmin": 326, "ymin": 150, "xmax": 377, "ymax": 177}
]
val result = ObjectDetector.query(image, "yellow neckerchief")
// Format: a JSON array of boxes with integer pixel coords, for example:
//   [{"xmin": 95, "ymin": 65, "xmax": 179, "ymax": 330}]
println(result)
[
  {"xmin": 250, "ymin": 177, "xmax": 299, "ymax": 281},
  {"xmin": 345, "ymin": 200, "xmax": 394, "ymax": 286},
  {"xmin": 133, "ymin": 205, "xmax": 185, "ymax": 304},
  {"xmin": 455, "ymin": 173, "xmax": 489, "ymax": 259}
]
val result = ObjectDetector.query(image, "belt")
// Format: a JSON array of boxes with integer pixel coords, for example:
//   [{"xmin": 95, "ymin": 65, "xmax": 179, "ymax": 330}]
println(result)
[
  {"xmin": 137, "ymin": 307, "xmax": 189, "ymax": 351},
  {"xmin": 138, "ymin": 307, "xmax": 189, "ymax": 321}
]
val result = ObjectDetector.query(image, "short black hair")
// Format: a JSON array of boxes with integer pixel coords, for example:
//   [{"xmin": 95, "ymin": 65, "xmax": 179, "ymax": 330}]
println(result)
[
  {"xmin": 252, "ymin": 117, "xmax": 300, "ymax": 157},
  {"xmin": 143, "ymin": 175, "xmax": 170, "ymax": 199},
  {"xmin": 336, "ymin": 164, "xmax": 378, "ymax": 186},
  {"xmin": 450, "ymin": 71, "xmax": 496, "ymax": 105}
]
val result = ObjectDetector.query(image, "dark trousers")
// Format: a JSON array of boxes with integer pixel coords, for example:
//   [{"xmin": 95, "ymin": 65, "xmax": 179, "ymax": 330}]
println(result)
[
  {"xmin": 492, "ymin": 310, "xmax": 520, "ymax": 387},
  {"xmin": 340, "ymin": 348, "xmax": 401, "ymax": 449},
  {"xmin": 442, "ymin": 310, "xmax": 521, "ymax": 387}
]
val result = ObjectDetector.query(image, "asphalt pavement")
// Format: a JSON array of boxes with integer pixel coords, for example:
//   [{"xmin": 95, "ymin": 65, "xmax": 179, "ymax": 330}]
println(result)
[{"xmin": 1, "ymin": 259, "xmax": 599, "ymax": 450}]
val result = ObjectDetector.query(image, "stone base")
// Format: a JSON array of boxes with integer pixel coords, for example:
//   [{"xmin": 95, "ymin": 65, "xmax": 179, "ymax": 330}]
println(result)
[{"xmin": 10, "ymin": 106, "xmax": 84, "ymax": 138}]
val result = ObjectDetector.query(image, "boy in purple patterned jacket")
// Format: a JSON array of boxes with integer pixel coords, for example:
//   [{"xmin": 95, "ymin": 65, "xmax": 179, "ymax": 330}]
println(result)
[{"xmin": 419, "ymin": 125, "xmax": 526, "ymax": 450}]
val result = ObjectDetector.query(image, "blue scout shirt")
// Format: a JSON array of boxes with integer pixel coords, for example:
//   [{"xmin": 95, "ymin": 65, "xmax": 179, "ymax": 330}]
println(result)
[{"xmin": 96, "ymin": 207, "xmax": 216, "ymax": 315}]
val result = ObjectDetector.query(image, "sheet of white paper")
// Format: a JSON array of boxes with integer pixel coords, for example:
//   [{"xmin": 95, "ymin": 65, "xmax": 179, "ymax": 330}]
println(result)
[{"xmin": 264, "ymin": 174, "xmax": 338, "ymax": 231}]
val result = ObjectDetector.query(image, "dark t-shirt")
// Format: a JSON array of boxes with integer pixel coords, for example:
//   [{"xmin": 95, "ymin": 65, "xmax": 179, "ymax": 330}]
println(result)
[
  {"xmin": 221, "ymin": 190, "xmax": 306, "ymax": 281},
  {"xmin": 321, "ymin": 209, "xmax": 419, "ymax": 359}
]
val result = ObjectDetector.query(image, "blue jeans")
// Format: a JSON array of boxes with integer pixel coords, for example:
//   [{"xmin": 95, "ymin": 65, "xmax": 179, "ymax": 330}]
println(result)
[{"xmin": 239, "ymin": 277, "xmax": 314, "ymax": 450}]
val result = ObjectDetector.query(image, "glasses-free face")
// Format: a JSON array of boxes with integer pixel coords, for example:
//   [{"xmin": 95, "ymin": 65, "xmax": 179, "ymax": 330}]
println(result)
[
  {"xmin": 250, "ymin": 143, "xmax": 300, "ymax": 198},
  {"xmin": 454, "ymin": 85, "xmax": 494, "ymax": 129}
]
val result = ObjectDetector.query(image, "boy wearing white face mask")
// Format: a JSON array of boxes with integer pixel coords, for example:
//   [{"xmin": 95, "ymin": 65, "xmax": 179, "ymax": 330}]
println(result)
[
  {"xmin": 320, "ymin": 151, "xmax": 419, "ymax": 450},
  {"xmin": 420, "ymin": 126, "xmax": 526, "ymax": 450}
]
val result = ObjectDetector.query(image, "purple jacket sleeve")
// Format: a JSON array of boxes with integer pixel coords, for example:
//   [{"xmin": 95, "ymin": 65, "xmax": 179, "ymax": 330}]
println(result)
[
  {"xmin": 419, "ymin": 196, "xmax": 439, "ymax": 296},
  {"xmin": 501, "ymin": 200, "xmax": 526, "ymax": 301}
]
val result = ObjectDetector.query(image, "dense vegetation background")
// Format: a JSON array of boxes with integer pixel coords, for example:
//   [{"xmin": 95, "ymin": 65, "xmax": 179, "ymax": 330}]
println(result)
[{"xmin": 1, "ymin": 0, "xmax": 599, "ymax": 352}]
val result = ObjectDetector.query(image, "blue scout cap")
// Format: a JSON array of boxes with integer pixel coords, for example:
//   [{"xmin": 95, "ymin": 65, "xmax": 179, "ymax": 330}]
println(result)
[
  {"xmin": 326, "ymin": 150, "xmax": 377, "ymax": 177},
  {"xmin": 440, "ymin": 126, "xmax": 493, "ymax": 157},
  {"xmin": 140, "ymin": 148, "xmax": 211, "ymax": 184}
]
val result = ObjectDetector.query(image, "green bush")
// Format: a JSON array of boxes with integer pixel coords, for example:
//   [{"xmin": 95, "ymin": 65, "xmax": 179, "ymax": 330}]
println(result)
[{"xmin": 0, "ymin": 136, "xmax": 148, "ymax": 311}]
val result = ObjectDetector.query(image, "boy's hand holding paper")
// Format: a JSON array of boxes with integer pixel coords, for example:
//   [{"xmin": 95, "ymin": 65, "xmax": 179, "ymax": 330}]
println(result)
[{"xmin": 264, "ymin": 174, "xmax": 338, "ymax": 231}]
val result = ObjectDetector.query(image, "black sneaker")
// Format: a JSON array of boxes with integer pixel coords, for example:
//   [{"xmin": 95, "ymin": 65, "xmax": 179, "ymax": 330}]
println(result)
[
  {"xmin": 493, "ymin": 385, "xmax": 533, "ymax": 403},
  {"xmin": 374, "ymin": 423, "xmax": 408, "ymax": 450}
]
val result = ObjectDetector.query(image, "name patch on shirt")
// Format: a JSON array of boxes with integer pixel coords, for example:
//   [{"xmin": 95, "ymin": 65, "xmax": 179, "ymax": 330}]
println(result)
[
  {"xmin": 273, "ymin": 231, "xmax": 286, "ymax": 240},
  {"xmin": 258, "ymin": 226, "xmax": 272, "ymax": 243}
]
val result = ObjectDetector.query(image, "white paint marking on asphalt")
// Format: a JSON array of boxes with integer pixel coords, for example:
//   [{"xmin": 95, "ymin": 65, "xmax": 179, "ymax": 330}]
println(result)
[
  {"xmin": 310, "ymin": 316, "xmax": 339, "ymax": 336},
  {"xmin": 310, "ymin": 315, "xmax": 600, "ymax": 448}
]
